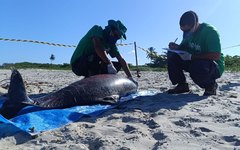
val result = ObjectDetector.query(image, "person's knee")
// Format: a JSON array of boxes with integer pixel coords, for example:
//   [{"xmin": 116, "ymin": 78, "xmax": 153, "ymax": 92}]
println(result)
[
  {"xmin": 71, "ymin": 60, "xmax": 88, "ymax": 76},
  {"xmin": 167, "ymin": 53, "xmax": 182, "ymax": 65},
  {"xmin": 112, "ymin": 61, "xmax": 122, "ymax": 72},
  {"xmin": 72, "ymin": 66, "xmax": 86, "ymax": 76},
  {"xmin": 167, "ymin": 52, "xmax": 177, "ymax": 61}
]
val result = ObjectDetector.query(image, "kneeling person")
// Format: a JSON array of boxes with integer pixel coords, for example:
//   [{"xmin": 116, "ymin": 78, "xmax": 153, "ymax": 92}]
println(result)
[{"xmin": 71, "ymin": 20, "xmax": 136, "ymax": 83}]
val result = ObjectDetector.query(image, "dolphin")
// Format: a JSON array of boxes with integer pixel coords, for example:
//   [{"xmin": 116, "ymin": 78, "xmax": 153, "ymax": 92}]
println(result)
[{"xmin": 0, "ymin": 69, "xmax": 138, "ymax": 119}]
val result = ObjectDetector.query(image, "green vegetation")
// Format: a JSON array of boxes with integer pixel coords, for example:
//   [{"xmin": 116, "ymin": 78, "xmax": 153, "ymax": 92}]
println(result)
[
  {"xmin": 145, "ymin": 47, "xmax": 167, "ymax": 68},
  {"xmin": 144, "ymin": 47, "xmax": 240, "ymax": 72},
  {"xmin": 0, "ymin": 54, "xmax": 239, "ymax": 72},
  {"xmin": 224, "ymin": 55, "xmax": 240, "ymax": 71},
  {"xmin": 0, "ymin": 62, "xmax": 166, "ymax": 71},
  {"xmin": 0, "ymin": 62, "xmax": 71, "ymax": 70},
  {"xmin": 129, "ymin": 64, "xmax": 167, "ymax": 72}
]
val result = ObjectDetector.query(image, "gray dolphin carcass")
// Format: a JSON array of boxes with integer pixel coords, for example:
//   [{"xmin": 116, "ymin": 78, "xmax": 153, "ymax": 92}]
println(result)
[{"xmin": 0, "ymin": 69, "xmax": 138, "ymax": 119}]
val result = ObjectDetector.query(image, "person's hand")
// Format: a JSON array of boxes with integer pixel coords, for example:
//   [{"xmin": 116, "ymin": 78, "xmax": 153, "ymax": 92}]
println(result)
[
  {"xmin": 168, "ymin": 42, "xmax": 179, "ymax": 50},
  {"xmin": 107, "ymin": 63, "xmax": 117, "ymax": 74},
  {"xmin": 128, "ymin": 77, "xmax": 138, "ymax": 86},
  {"xmin": 178, "ymin": 51, "xmax": 192, "ymax": 60}
]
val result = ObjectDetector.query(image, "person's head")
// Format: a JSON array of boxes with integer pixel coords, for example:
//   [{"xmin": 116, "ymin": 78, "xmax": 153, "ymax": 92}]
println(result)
[
  {"xmin": 105, "ymin": 20, "xmax": 127, "ymax": 44},
  {"xmin": 179, "ymin": 11, "xmax": 199, "ymax": 38}
]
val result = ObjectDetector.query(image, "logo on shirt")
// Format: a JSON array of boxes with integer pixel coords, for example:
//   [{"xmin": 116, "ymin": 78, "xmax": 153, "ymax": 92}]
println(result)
[{"xmin": 188, "ymin": 42, "xmax": 201, "ymax": 53}]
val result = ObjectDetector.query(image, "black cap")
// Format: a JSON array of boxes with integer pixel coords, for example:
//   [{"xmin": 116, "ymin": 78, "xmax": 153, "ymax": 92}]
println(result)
[
  {"xmin": 107, "ymin": 20, "xmax": 127, "ymax": 39},
  {"xmin": 179, "ymin": 11, "xmax": 198, "ymax": 27}
]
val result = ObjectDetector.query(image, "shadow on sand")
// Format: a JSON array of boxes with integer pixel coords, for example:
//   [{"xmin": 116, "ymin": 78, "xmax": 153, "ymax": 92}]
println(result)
[{"xmin": 0, "ymin": 91, "xmax": 206, "ymax": 144}]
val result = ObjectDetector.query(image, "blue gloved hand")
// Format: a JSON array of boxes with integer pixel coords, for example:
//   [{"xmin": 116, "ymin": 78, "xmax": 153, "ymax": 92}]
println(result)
[{"xmin": 107, "ymin": 63, "xmax": 117, "ymax": 74}]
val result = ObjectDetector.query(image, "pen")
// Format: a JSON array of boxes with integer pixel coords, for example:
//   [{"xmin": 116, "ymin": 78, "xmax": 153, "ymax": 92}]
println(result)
[{"xmin": 174, "ymin": 38, "xmax": 178, "ymax": 43}]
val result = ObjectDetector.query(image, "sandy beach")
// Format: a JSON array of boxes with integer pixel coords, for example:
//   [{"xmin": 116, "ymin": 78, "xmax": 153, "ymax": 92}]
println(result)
[{"xmin": 0, "ymin": 69, "xmax": 240, "ymax": 150}]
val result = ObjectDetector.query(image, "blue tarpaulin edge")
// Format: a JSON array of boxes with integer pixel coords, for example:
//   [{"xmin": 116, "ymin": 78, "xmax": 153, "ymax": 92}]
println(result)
[{"xmin": 0, "ymin": 90, "xmax": 156, "ymax": 137}]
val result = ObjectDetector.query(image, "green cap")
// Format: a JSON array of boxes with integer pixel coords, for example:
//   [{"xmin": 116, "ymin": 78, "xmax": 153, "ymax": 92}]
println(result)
[{"xmin": 107, "ymin": 20, "xmax": 127, "ymax": 39}]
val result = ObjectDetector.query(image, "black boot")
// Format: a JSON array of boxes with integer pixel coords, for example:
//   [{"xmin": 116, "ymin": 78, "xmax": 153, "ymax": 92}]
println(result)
[
  {"xmin": 203, "ymin": 83, "xmax": 218, "ymax": 96},
  {"xmin": 167, "ymin": 83, "xmax": 190, "ymax": 94}
]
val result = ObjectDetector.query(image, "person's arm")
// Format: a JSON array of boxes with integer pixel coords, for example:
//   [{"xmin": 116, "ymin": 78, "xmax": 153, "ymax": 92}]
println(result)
[
  {"xmin": 168, "ymin": 42, "xmax": 180, "ymax": 50},
  {"xmin": 92, "ymin": 36, "xmax": 111, "ymax": 64},
  {"xmin": 192, "ymin": 52, "xmax": 220, "ymax": 60},
  {"xmin": 115, "ymin": 54, "xmax": 132, "ymax": 78}
]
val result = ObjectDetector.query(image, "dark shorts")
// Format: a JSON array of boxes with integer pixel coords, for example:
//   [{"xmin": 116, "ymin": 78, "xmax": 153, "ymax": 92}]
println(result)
[
  {"xmin": 167, "ymin": 52, "xmax": 220, "ymax": 88},
  {"xmin": 71, "ymin": 54, "xmax": 121, "ymax": 77}
]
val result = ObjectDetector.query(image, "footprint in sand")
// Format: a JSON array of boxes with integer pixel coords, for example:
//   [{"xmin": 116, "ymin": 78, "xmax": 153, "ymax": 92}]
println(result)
[{"xmin": 222, "ymin": 135, "xmax": 240, "ymax": 146}]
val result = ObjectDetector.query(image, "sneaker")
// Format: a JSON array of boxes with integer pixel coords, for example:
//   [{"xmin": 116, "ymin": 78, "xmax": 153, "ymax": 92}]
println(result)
[
  {"xmin": 203, "ymin": 83, "xmax": 218, "ymax": 96},
  {"xmin": 167, "ymin": 83, "xmax": 190, "ymax": 94}
]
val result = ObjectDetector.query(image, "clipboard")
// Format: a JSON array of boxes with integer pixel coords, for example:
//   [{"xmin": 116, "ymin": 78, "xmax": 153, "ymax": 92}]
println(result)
[{"xmin": 162, "ymin": 48, "xmax": 185, "ymax": 54}]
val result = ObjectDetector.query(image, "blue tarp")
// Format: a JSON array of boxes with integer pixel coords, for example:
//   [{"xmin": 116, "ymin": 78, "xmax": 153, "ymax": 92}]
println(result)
[{"xmin": 0, "ymin": 90, "xmax": 156, "ymax": 137}]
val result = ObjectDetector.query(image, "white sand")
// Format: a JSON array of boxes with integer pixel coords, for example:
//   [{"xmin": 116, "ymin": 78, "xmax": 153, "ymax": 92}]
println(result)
[{"xmin": 0, "ymin": 69, "xmax": 240, "ymax": 150}]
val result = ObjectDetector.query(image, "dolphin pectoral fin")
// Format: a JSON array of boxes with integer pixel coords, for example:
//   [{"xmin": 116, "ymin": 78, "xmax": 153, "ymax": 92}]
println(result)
[
  {"xmin": 97, "ymin": 95, "xmax": 120, "ymax": 104},
  {"xmin": 22, "ymin": 100, "xmax": 38, "ymax": 106},
  {"xmin": 104, "ymin": 95, "xmax": 120, "ymax": 101},
  {"xmin": 21, "ymin": 97, "xmax": 37, "ymax": 105}
]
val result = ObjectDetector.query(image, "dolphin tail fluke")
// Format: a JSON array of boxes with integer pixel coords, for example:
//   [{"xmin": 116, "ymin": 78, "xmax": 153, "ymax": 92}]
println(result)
[
  {"xmin": 8, "ymin": 69, "xmax": 31, "ymax": 102},
  {"xmin": 0, "ymin": 69, "xmax": 30, "ymax": 119}
]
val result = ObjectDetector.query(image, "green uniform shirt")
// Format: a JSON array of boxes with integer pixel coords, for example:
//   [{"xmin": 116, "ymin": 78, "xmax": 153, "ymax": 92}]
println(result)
[
  {"xmin": 179, "ymin": 23, "xmax": 224, "ymax": 76},
  {"xmin": 70, "ymin": 25, "xmax": 120, "ymax": 65}
]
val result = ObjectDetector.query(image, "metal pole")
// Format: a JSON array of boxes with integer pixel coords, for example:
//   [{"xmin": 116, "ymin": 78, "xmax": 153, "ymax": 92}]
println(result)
[{"xmin": 134, "ymin": 42, "xmax": 140, "ymax": 77}]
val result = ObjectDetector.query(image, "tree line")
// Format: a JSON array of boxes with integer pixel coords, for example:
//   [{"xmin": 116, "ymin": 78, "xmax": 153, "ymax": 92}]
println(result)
[
  {"xmin": 0, "ymin": 49, "xmax": 239, "ymax": 71},
  {"xmin": 0, "ymin": 62, "xmax": 71, "ymax": 70},
  {"xmin": 144, "ymin": 47, "xmax": 240, "ymax": 71}
]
